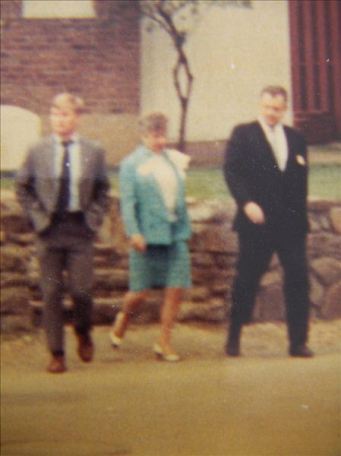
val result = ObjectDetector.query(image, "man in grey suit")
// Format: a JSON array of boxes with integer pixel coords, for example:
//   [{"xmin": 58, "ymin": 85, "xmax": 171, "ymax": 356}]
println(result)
[{"xmin": 16, "ymin": 93, "xmax": 110, "ymax": 373}]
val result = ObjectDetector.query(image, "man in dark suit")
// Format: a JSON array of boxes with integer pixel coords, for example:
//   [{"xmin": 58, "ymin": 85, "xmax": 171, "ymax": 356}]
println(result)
[
  {"xmin": 223, "ymin": 86, "xmax": 313, "ymax": 358},
  {"xmin": 16, "ymin": 93, "xmax": 110, "ymax": 373}
]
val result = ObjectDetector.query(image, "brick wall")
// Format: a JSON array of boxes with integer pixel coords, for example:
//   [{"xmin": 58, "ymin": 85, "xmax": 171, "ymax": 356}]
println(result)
[{"xmin": 1, "ymin": 0, "xmax": 140, "ymax": 116}]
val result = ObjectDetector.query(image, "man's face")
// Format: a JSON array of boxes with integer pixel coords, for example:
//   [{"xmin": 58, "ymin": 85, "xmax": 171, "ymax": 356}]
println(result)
[
  {"xmin": 143, "ymin": 130, "xmax": 167, "ymax": 152},
  {"xmin": 50, "ymin": 104, "xmax": 79, "ymax": 139},
  {"xmin": 260, "ymin": 93, "xmax": 287, "ymax": 127}
]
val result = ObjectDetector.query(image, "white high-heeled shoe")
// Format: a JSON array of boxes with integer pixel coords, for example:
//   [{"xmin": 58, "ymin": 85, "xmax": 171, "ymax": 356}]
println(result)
[
  {"xmin": 109, "ymin": 332, "xmax": 123, "ymax": 348},
  {"xmin": 153, "ymin": 343, "xmax": 180, "ymax": 362},
  {"xmin": 109, "ymin": 312, "xmax": 125, "ymax": 348}
]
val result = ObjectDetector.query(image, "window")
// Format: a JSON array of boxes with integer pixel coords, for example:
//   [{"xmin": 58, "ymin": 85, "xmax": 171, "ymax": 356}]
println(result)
[
  {"xmin": 23, "ymin": 0, "xmax": 96, "ymax": 19},
  {"xmin": 290, "ymin": 0, "xmax": 334, "ymax": 113}
]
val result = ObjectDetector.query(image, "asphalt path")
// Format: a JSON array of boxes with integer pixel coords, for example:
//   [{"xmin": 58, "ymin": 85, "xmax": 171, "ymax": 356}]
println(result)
[{"xmin": 1, "ymin": 321, "xmax": 340, "ymax": 456}]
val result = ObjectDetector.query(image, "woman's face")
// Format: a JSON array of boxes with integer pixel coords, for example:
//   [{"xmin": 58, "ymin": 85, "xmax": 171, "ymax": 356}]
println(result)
[{"xmin": 143, "ymin": 130, "xmax": 167, "ymax": 153}]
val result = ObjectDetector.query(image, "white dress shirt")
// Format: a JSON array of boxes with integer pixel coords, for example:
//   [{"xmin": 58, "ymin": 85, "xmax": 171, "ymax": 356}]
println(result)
[
  {"xmin": 54, "ymin": 134, "xmax": 81, "ymax": 211},
  {"xmin": 258, "ymin": 117, "xmax": 288, "ymax": 171}
]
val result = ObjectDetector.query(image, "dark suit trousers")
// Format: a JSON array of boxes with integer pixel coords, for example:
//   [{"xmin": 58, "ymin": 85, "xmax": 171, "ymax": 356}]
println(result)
[
  {"xmin": 231, "ymin": 229, "xmax": 310, "ymax": 349},
  {"xmin": 36, "ymin": 213, "xmax": 94, "ymax": 354}
]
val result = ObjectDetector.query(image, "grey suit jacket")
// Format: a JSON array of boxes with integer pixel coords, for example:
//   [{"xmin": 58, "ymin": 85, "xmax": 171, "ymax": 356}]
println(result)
[{"xmin": 16, "ymin": 136, "xmax": 110, "ymax": 234}]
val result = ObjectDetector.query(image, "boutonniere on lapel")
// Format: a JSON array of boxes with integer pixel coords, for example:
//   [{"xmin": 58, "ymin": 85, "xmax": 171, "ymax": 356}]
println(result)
[{"xmin": 296, "ymin": 155, "xmax": 306, "ymax": 166}]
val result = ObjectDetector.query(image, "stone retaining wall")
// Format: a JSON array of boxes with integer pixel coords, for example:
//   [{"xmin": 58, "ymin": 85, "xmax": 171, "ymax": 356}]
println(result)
[{"xmin": 1, "ymin": 192, "xmax": 341, "ymax": 332}]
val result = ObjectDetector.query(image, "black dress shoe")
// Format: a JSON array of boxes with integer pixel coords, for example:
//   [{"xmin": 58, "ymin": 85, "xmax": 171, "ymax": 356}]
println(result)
[
  {"xmin": 226, "ymin": 344, "xmax": 240, "ymax": 357},
  {"xmin": 226, "ymin": 322, "xmax": 241, "ymax": 357},
  {"xmin": 225, "ymin": 339, "xmax": 240, "ymax": 357},
  {"xmin": 289, "ymin": 345, "xmax": 314, "ymax": 358}
]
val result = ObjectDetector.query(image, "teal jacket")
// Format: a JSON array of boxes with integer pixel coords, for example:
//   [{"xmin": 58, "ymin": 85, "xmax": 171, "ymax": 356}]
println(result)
[{"xmin": 119, "ymin": 145, "xmax": 191, "ymax": 245}]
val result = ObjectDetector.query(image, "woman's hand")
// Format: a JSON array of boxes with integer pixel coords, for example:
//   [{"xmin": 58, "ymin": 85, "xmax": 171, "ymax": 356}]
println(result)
[
  {"xmin": 130, "ymin": 234, "xmax": 147, "ymax": 252},
  {"xmin": 243, "ymin": 201, "xmax": 266, "ymax": 224}
]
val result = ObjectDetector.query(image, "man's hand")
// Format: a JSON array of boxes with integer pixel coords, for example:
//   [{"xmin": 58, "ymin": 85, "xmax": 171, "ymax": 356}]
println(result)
[
  {"xmin": 243, "ymin": 201, "xmax": 266, "ymax": 224},
  {"xmin": 130, "ymin": 234, "xmax": 147, "ymax": 252}
]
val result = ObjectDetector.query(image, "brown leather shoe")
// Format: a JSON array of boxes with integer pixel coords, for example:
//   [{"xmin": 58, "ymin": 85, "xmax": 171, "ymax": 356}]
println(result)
[
  {"xmin": 76, "ymin": 333, "xmax": 94, "ymax": 362},
  {"xmin": 47, "ymin": 355, "xmax": 66, "ymax": 373}
]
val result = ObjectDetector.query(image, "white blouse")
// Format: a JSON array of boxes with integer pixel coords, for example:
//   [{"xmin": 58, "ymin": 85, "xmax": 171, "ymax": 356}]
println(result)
[
  {"xmin": 137, "ymin": 149, "xmax": 190, "ymax": 221},
  {"xmin": 153, "ymin": 154, "xmax": 178, "ymax": 220}
]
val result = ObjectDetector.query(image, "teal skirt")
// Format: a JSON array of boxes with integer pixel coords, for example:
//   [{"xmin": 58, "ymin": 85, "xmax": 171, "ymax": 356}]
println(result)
[{"xmin": 129, "ymin": 241, "xmax": 191, "ymax": 291}]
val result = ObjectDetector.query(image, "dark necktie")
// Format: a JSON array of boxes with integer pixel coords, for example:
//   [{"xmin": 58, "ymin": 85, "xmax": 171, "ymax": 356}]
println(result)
[{"xmin": 56, "ymin": 140, "xmax": 72, "ymax": 214}]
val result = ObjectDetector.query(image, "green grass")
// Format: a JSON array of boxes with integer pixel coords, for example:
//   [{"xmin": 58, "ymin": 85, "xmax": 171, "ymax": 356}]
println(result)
[
  {"xmin": 186, "ymin": 168, "xmax": 227, "ymax": 200},
  {"xmin": 308, "ymin": 165, "xmax": 341, "ymax": 200},
  {"xmin": 0, "ymin": 177, "xmax": 15, "ymax": 191},
  {"xmin": 186, "ymin": 164, "xmax": 341, "ymax": 200},
  {"xmin": 2, "ymin": 164, "xmax": 340, "ymax": 200}
]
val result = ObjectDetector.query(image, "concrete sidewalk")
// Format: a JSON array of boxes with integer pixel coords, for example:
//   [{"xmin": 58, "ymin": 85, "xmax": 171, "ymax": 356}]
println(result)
[{"xmin": 1, "ymin": 321, "xmax": 341, "ymax": 456}]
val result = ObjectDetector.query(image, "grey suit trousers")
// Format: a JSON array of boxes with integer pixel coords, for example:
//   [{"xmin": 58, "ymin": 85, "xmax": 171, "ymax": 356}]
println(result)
[{"xmin": 36, "ymin": 213, "xmax": 94, "ymax": 354}]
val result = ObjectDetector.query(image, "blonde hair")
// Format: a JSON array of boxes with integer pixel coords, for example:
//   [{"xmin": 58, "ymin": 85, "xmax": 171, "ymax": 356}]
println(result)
[
  {"xmin": 139, "ymin": 112, "xmax": 168, "ymax": 134},
  {"xmin": 51, "ymin": 93, "xmax": 85, "ymax": 114}
]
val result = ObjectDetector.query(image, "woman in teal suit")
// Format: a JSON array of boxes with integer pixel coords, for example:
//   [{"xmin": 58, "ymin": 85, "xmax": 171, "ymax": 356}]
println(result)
[{"xmin": 110, "ymin": 113, "xmax": 191, "ymax": 361}]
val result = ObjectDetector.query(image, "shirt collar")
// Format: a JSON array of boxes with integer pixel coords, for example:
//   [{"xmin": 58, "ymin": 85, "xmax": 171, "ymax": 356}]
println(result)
[
  {"xmin": 53, "ymin": 133, "xmax": 79, "ymax": 145},
  {"xmin": 141, "ymin": 144, "xmax": 166, "ymax": 157},
  {"xmin": 257, "ymin": 116, "xmax": 283, "ymax": 134}
]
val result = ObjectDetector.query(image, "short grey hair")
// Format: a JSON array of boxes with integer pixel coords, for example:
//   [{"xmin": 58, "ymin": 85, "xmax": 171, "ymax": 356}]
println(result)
[
  {"xmin": 260, "ymin": 86, "xmax": 288, "ymax": 102},
  {"xmin": 139, "ymin": 112, "xmax": 168, "ymax": 134}
]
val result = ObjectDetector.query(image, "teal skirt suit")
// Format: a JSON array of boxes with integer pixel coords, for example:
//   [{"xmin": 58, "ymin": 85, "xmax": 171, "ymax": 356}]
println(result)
[{"xmin": 119, "ymin": 145, "xmax": 192, "ymax": 291}]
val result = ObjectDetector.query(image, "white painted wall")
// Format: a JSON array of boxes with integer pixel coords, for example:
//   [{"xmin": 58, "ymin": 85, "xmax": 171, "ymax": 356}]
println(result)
[
  {"xmin": 141, "ymin": 0, "xmax": 293, "ymax": 143},
  {"xmin": 1, "ymin": 106, "xmax": 41, "ymax": 171}
]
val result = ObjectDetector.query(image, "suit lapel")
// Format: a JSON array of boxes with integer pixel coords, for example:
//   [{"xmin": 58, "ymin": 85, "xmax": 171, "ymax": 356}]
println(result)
[
  {"xmin": 79, "ymin": 138, "xmax": 92, "ymax": 178},
  {"xmin": 283, "ymin": 126, "xmax": 296, "ymax": 170},
  {"xmin": 78, "ymin": 139, "xmax": 96, "ymax": 209},
  {"xmin": 40, "ymin": 138, "xmax": 60, "ymax": 209},
  {"xmin": 41, "ymin": 137, "xmax": 56, "ymax": 178},
  {"xmin": 254, "ymin": 123, "xmax": 281, "ymax": 172}
]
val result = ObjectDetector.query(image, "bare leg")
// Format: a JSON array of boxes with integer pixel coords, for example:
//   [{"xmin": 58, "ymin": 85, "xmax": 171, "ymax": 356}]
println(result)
[
  {"xmin": 111, "ymin": 290, "xmax": 148, "ymax": 339},
  {"xmin": 158, "ymin": 288, "xmax": 183, "ymax": 355}
]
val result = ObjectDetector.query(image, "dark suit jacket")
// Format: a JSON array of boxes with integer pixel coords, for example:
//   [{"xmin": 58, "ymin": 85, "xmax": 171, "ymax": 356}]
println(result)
[
  {"xmin": 223, "ymin": 121, "xmax": 309, "ymax": 236},
  {"xmin": 16, "ymin": 136, "xmax": 110, "ymax": 234}
]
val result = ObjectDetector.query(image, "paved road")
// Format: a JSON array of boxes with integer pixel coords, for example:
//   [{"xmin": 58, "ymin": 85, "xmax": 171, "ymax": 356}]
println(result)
[{"xmin": 1, "ymin": 321, "xmax": 341, "ymax": 456}]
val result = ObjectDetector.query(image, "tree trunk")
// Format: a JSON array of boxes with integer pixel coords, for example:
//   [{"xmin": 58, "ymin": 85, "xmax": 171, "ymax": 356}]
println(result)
[
  {"xmin": 173, "ymin": 57, "xmax": 193, "ymax": 153},
  {"xmin": 150, "ymin": 3, "xmax": 194, "ymax": 152},
  {"xmin": 178, "ymin": 97, "xmax": 188, "ymax": 152}
]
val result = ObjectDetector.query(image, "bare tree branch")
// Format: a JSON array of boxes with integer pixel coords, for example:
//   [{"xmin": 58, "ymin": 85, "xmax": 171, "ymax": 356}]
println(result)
[{"xmin": 139, "ymin": 0, "xmax": 252, "ymax": 150}]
